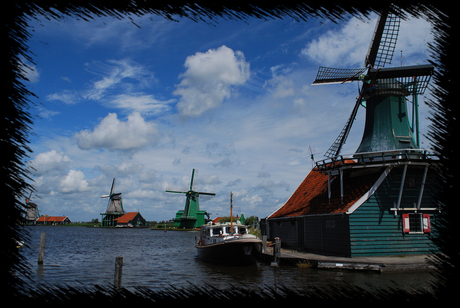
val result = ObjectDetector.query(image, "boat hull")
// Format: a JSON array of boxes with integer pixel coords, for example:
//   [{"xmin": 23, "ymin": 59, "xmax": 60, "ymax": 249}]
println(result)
[{"xmin": 196, "ymin": 240, "xmax": 262, "ymax": 266}]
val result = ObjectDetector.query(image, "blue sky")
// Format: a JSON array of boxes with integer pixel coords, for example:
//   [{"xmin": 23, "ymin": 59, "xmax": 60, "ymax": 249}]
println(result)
[{"xmin": 22, "ymin": 12, "xmax": 434, "ymax": 222}]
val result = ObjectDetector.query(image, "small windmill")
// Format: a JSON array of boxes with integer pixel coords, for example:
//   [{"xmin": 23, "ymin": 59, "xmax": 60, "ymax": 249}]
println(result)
[
  {"xmin": 100, "ymin": 178, "xmax": 125, "ymax": 226},
  {"xmin": 166, "ymin": 169, "xmax": 215, "ymax": 229},
  {"xmin": 24, "ymin": 191, "xmax": 40, "ymax": 224},
  {"xmin": 313, "ymin": 10, "xmax": 434, "ymax": 157}
]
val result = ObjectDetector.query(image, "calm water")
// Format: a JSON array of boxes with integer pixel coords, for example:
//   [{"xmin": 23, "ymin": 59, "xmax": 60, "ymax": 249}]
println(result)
[{"xmin": 17, "ymin": 226, "xmax": 436, "ymax": 294}]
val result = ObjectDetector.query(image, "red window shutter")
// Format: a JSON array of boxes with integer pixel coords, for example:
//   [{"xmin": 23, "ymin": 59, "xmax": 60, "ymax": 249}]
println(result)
[
  {"xmin": 423, "ymin": 214, "xmax": 431, "ymax": 233},
  {"xmin": 402, "ymin": 214, "xmax": 410, "ymax": 233}
]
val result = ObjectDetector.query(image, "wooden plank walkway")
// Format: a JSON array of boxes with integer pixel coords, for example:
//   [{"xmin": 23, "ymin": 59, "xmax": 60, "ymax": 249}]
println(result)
[{"xmin": 259, "ymin": 248, "xmax": 436, "ymax": 272}]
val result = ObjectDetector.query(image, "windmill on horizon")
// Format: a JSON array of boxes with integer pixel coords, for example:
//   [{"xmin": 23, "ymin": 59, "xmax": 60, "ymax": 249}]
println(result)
[
  {"xmin": 166, "ymin": 169, "xmax": 215, "ymax": 229},
  {"xmin": 100, "ymin": 178, "xmax": 125, "ymax": 227}
]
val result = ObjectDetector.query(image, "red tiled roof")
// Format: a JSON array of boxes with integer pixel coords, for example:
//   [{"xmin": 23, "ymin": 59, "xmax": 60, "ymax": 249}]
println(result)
[
  {"xmin": 36, "ymin": 216, "xmax": 70, "ymax": 222},
  {"xmin": 212, "ymin": 217, "xmax": 223, "ymax": 224},
  {"xmin": 269, "ymin": 162, "xmax": 383, "ymax": 218},
  {"xmin": 114, "ymin": 212, "xmax": 139, "ymax": 223},
  {"xmin": 212, "ymin": 215, "xmax": 240, "ymax": 224}
]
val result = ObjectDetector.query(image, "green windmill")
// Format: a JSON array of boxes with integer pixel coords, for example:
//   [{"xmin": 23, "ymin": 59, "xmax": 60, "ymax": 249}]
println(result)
[
  {"xmin": 313, "ymin": 10, "xmax": 434, "ymax": 157},
  {"xmin": 166, "ymin": 169, "xmax": 215, "ymax": 229}
]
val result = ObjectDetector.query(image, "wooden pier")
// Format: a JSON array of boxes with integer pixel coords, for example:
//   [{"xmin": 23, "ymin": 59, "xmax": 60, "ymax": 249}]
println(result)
[{"xmin": 259, "ymin": 247, "xmax": 435, "ymax": 272}]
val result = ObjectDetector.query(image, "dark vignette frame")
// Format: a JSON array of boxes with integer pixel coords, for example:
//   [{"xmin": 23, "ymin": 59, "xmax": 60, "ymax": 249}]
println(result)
[{"xmin": 2, "ymin": 1, "xmax": 456, "ymax": 304}]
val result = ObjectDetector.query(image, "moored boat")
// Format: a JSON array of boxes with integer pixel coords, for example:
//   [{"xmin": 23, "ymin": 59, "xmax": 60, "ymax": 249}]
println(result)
[{"xmin": 195, "ymin": 222, "xmax": 262, "ymax": 265}]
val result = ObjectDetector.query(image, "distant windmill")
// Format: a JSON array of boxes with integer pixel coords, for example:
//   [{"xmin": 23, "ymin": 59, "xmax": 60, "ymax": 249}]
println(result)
[
  {"xmin": 166, "ymin": 169, "xmax": 215, "ymax": 229},
  {"xmin": 100, "ymin": 178, "xmax": 125, "ymax": 226},
  {"xmin": 313, "ymin": 10, "xmax": 434, "ymax": 157},
  {"xmin": 24, "ymin": 191, "xmax": 40, "ymax": 224}
]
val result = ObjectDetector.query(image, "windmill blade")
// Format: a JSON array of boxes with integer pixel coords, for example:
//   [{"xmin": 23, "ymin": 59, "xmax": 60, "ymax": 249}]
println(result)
[
  {"xmin": 190, "ymin": 169, "xmax": 195, "ymax": 190},
  {"xmin": 367, "ymin": 64, "xmax": 434, "ymax": 80},
  {"xmin": 365, "ymin": 11, "xmax": 400, "ymax": 69},
  {"xmin": 312, "ymin": 66, "xmax": 366, "ymax": 85},
  {"xmin": 196, "ymin": 192, "xmax": 216, "ymax": 196},
  {"xmin": 110, "ymin": 178, "xmax": 115, "ymax": 195},
  {"xmin": 166, "ymin": 190, "xmax": 187, "ymax": 194},
  {"xmin": 324, "ymin": 87, "xmax": 365, "ymax": 158},
  {"xmin": 101, "ymin": 195, "xmax": 110, "ymax": 198},
  {"xmin": 26, "ymin": 191, "xmax": 32, "ymax": 203}
]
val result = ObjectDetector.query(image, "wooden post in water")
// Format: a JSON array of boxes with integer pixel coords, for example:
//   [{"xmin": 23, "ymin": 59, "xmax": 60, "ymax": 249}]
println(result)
[
  {"xmin": 262, "ymin": 235, "xmax": 267, "ymax": 253},
  {"xmin": 114, "ymin": 257, "xmax": 123, "ymax": 289},
  {"xmin": 38, "ymin": 232, "xmax": 46, "ymax": 265},
  {"xmin": 271, "ymin": 237, "xmax": 281, "ymax": 267}
]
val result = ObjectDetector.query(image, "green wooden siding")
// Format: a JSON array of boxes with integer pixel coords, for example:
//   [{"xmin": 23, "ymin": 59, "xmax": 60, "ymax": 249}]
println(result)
[{"xmin": 349, "ymin": 165, "xmax": 439, "ymax": 257}]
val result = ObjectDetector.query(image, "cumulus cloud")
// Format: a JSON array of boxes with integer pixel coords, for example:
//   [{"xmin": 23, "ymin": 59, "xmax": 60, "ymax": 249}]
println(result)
[
  {"xmin": 29, "ymin": 150, "xmax": 71, "ymax": 176},
  {"xmin": 60, "ymin": 170, "xmax": 90, "ymax": 193},
  {"xmin": 74, "ymin": 112, "xmax": 159, "ymax": 151},
  {"xmin": 173, "ymin": 45, "xmax": 250, "ymax": 117}
]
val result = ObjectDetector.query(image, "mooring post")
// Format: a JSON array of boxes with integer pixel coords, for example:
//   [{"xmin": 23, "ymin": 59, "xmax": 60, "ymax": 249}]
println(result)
[
  {"xmin": 271, "ymin": 237, "xmax": 281, "ymax": 267},
  {"xmin": 114, "ymin": 257, "xmax": 123, "ymax": 289},
  {"xmin": 38, "ymin": 232, "xmax": 46, "ymax": 265},
  {"xmin": 262, "ymin": 235, "xmax": 267, "ymax": 253}
]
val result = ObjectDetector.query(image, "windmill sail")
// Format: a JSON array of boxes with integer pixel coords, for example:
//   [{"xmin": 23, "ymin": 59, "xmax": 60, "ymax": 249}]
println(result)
[
  {"xmin": 314, "ymin": 11, "xmax": 402, "ymax": 158},
  {"xmin": 324, "ymin": 88, "xmax": 365, "ymax": 158},
  {"xmin": 102, "ymin": 178, "xmax": 124, "ymax": 214}
]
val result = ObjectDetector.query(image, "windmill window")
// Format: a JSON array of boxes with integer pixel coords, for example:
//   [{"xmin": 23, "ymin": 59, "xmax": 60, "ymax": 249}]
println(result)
[{"xmin": 402, "ymin": 213, "xmax": 431, "ymax": 234}]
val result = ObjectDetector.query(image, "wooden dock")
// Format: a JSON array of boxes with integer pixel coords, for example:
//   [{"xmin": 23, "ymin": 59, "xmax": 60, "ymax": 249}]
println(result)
[{"xmin": 259, "ymin": 247, "xmax": 436, "ymax": 272}]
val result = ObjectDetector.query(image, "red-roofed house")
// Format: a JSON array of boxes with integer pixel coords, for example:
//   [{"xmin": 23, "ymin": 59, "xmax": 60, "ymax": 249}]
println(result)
[
  {"xmin": 265, "ymin": 152, "xmax": 439, "ymax": 257},
  {"xmin": 36, "ymin": 215, "xmax": 71, "ymax": 225},
  {"xmin": 113, "ymin": 212, "xmax": 146, "ymax": 227}
]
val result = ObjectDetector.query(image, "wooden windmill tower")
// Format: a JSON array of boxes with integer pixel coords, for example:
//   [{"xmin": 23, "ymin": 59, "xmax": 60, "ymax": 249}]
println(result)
[
  {"xmin": 166, "ymin": 169, "xmax": 215, "ymax": 229},
  {"xmin": 100, "ymin": 178, "xmax": 125, "ymax": 227},
  {"xmin": 24, "ymin": 191, "xmax": 40, "ymax": 225}
]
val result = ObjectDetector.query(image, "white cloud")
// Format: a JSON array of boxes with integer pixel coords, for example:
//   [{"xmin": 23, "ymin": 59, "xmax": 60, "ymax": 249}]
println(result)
[
  {"xmin": 29, "ymin": 150, "xmax": 71, "ymax": 176},
  {"xmin": 36, "ymin": 105, "xmax": 61, "ymax": 119},
  {"xmin": 20, "ymin": 60, "xmax": 40, "ymax": 83},
  {"xmin": 302, "ymin": 15, "xmax": 433, "ymax": 68},
  {"xmin": 47, "ymin": 90, "xmax": 81, "ymax": 105},
  {"xmin": 60, "ymin": 170, "xmax": 90, "ymax": 193},
  {"xmin": 74, "ymin": 112, "xmax": 159, "ymax": 151},
  {"xmin": 301, "ymin": 15, "xmax": 377, "ymax": 67},
  {"xmin": 173, "ymin": 45, "xmax": 250, "ymax": 117},
  {"xmin": 108, "ymin": 93, "xmax": 173, "ymax": 115},
  {"xmin": 83, "ymin": 59, "xmax": 155, "ymax": 101},
  {"xmin": 95, "ymin": 162, "xmax": 144, "ymax": 178}
]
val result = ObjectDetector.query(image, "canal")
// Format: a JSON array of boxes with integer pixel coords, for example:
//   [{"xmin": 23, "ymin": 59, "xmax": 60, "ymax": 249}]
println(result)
[{"xmin": 17, "ymin": 226, "xmax": 437, "ymax": 294}]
